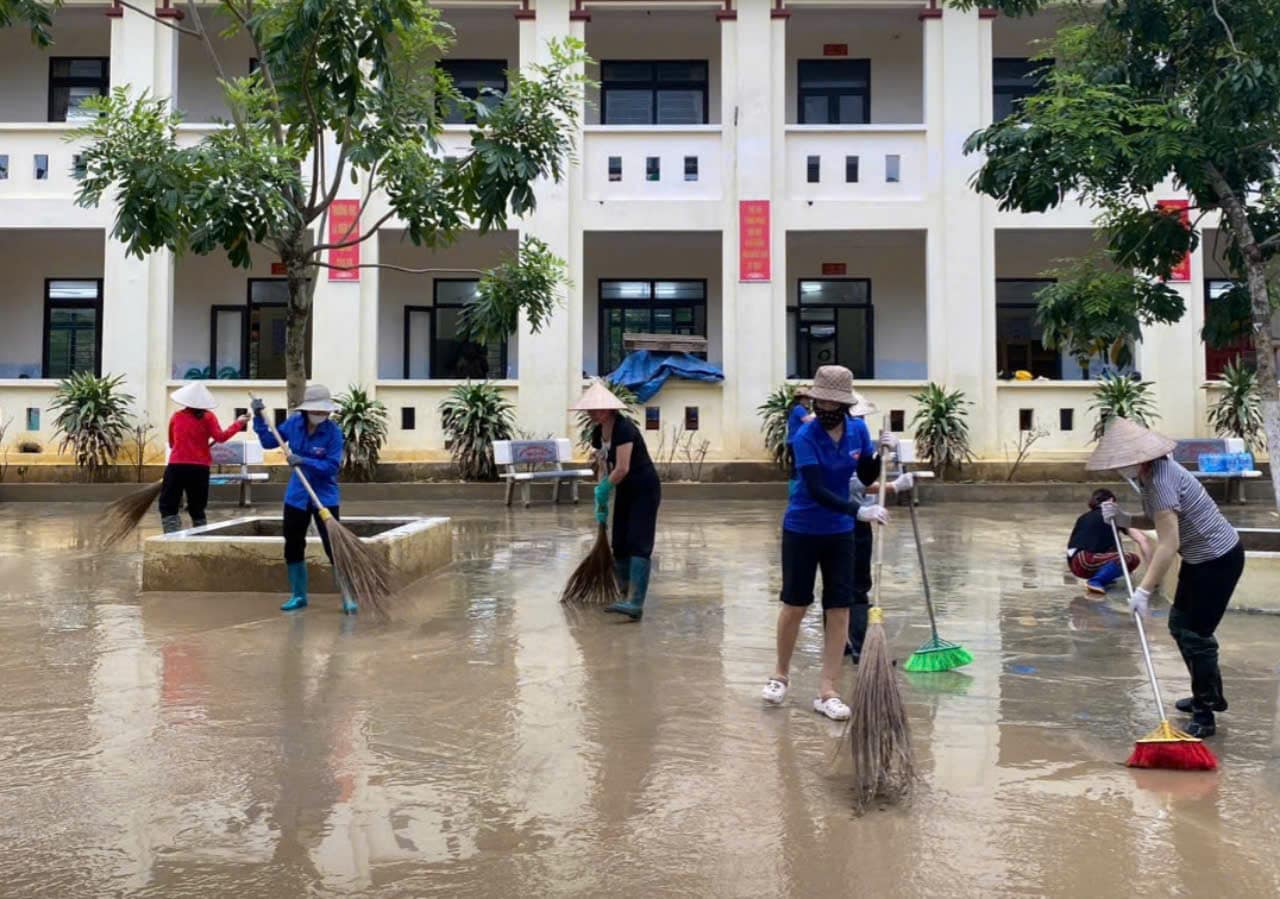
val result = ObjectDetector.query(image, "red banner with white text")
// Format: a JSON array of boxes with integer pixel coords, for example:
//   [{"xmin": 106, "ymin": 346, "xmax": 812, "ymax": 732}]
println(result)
[
  {"xmin": 1156, "ymin": 199, "xmax": 1190, "ymax": 282},
  {"xmin": 327, "ymin": 199, "xmax": 361, "ymax": 281},
  {"xmin": 739, "ymin": 200, "xmax": 771, "ymax": 282}
]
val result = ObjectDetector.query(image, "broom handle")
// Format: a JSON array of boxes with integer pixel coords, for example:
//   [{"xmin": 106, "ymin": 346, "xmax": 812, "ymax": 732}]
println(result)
[
  {"xmin": 1111, "ymin": 520, "xmax": 1167, "ymax": 723},
  {"xmin": 249, "ymin": 394, "xmax": 329, "ymax": 517},
  {"xmin": 906, "ymin": 489, "xmax": 940, "ymax": 640},
  {"xmin": 871, "ymin": 420, "xmax": 887, "ymax": 609}
]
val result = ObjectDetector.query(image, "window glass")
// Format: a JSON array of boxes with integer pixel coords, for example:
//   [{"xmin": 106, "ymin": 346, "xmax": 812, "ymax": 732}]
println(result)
[
  {"xmin": 415, "ymin": 280, "xmax": 507, "ymax": 379},
  {"xmin": 212, "ymin": 308, "xmax": 246, "ymax": 378},
  {"xmin": 996, "ymin": 279, "xmax": 1059, "ymax": 378},
  {"xmin": 598, "ymin": 279, "xmax": 708, "ymax": 373},
  {"xmin": 1204, "ymin": 278, "xmax": 1280, "ymax": 378},
  {"xmin": 405, "ymin": 308, "xmax": 430, "ymax": 378},
  {"xmin": 44, "ymin": 280, "xmax": 101, "ymax": 379},
  {"xmin": 438, "ymin": 60, "xmax": 507, "ymax": 124},
  {"xmin": 247, "ymin": 279, "xmax": 310, "ymax": 379},
  {"xmin": 787, "ymin": 279, "xmax": 872, "ymax": 378},
  {"xmin": 798, "ymin": 60, "xmax": 870, "ymax": 125},
  {"xmin": 993, "ymin": 57, "xmax": 1050, "ymax": 121},
  {"xmin": 49, "ymin": 57, "xmax": 109, "ymax": 123},
  {"xmin": 602, "ymin": 61, "xmax": 708, "ymax": 125}
]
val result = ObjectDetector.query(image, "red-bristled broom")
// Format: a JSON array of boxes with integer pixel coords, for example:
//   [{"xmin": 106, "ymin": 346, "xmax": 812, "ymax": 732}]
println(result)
[{"xmin": 1111, "ymin": 521, "xmax": 1217, "ymax": 771}]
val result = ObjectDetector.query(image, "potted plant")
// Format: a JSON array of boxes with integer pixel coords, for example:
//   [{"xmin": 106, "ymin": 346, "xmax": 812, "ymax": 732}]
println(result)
[
  {"xmin": 49, "ymin": 372, "xmax": 135, "ymax": 481},
  {"xmin": 439, "ymin": 382, "xmax": 516, "ymax": 481},
  {"xmin": 757, "ymin": 383, "xmax": 801, "ymax": 472},
  {"xmin": 1207, "ymin": 357, "xmax": 1263, "ymax": 451},
  {"xmin": 909, "ymin": 382, "xmax": 974, "ymax": 479},
  {"xmin": 1090, "ymin": 373, "xmax": 1158, "ymax": 441},
  {"xmin": 334, "ymin": 385, "xmax": 389, "ymax": 482}
]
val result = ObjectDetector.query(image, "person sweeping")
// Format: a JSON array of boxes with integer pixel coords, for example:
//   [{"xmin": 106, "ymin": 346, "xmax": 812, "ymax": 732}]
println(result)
[
  {"xmin": 252, "ymin": 385, "xmax": 357, "ymax": 615},
  {"xmin": 574, "ymin": 382, "xmax": 661, "ymax": 621},
  {"xmin": 1088, "ymin": 418, "xmax": 1244, "ymax": 739},
  {"xmin": 763, "ymin": 365, "xmax": 889, "ymax": 721},
  {"xmin": 159, "ymin": 383, "xmax": 249, "ymax": 533}
]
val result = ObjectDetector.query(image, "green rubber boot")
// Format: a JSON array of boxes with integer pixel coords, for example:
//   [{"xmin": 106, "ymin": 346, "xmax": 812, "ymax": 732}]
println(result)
[
  {"xmin": 337, "ymin": 570, "xmax": 358, "ymax": 616},
  {"xmin": 606, "ymin": 557, "xmax": 650, "ymax": 621},
  {"xmin": 281, "ymin": 561, "xmax": 309, "ymax": 612}
]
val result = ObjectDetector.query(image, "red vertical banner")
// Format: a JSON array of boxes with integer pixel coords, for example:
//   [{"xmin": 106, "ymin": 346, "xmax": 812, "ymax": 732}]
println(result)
[
  {"xmin": 739, "ymin": 200, "xmax": 771, "ymax": 282},
  {"xmin": 327, "ymin": 199, "xmax": 361, "ymax": 281},
  {"xmin": 1156, "ymin": 198, "xmax": 1191, "ymax": 282}
]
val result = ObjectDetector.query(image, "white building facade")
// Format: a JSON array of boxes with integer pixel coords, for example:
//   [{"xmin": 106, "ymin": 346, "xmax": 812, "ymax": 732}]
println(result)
[{"xmin": 0, "ymin": 0, "xmax": 1253, "ymax": 463}]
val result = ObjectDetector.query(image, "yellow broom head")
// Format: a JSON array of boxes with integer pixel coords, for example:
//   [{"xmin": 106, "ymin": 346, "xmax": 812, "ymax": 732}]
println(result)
[{"xmin": 843, "ymin": 608, "xmax": 916, "ymax": 812}]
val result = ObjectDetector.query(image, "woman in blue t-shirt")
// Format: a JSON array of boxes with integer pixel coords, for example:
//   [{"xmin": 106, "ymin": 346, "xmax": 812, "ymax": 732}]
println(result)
[
  {"xmin": 762, "ymin": 366, "xmax": 890, "ymax": 721},
  {"xmin": 785, "ymin": 387, "xmax": 814, "ymax": 493}
]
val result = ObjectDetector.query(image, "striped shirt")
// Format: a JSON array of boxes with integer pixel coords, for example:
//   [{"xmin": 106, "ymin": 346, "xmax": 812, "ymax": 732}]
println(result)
[{"xmin": 1140, "ymin": 458, "xmax": 1239, "ymax": 563}]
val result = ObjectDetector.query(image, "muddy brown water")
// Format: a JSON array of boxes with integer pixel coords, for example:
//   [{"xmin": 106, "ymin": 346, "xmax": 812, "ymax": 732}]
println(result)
[{"xmin": 1, "ymin": 500, "xmax": 1278, "ymax": 897}]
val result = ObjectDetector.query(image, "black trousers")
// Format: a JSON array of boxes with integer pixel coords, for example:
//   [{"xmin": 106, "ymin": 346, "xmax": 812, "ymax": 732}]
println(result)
[
  {"xmin": 781, "ymin": 529, "xmax": 855, "ymax": 610},
  {"xmin": 1169, "ymin": 542, "xmax": 1245, "ymax": 712},
  {"xmin": 158, "ymin": 463, "xmax": 210, "ymax": 522},
  {"xmin": 283, "ymin": 502, "xmax": 340, "ymax": 565},
  {"xmin": 612, "ymin": 481, "xmax": 661, "ymax": 560}
]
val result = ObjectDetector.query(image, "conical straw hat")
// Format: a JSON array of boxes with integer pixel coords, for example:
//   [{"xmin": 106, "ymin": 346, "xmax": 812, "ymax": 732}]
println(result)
[
  {"xmin": 170, "ymin": 382, "xmax": 218, "ymax": 410},
  {"xmin": 570, "ymin": 380, "xmax": 627, "ymax": 412},
  {"xmin": 1085, "ymin": 417, "xmax": 1177, "ymax": 471},
  {"xmin": 849, "ymin": 390, "xmax": 878, "ymax": 418}
]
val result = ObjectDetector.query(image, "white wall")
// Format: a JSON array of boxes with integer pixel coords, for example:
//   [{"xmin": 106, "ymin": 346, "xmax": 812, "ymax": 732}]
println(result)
[
  {"xmin": 438, "ymin": 8, "xmax": 520, "ymax": 64},
  {"xmin": 786, "ymin": 230, "xmax": 927, "ymax": 380},
  {"xmin": 584, "ymin": 11, "xmax": 722, "ymax": 126},
  {"xmin": 785, "ymin": 9, "xmax": 923, "ymax": 125},
  {"xmin": 581, "ymin": 231, "xmax": 723, "ymax": 376},
  {"xmin": 176, "ymin": 9, "xmax": 257, "ymax": 122},
  {"xmin": 376, "ymin": 230, "xmax": 520, "ymax": 380},
  {"xmin": 171, "ymin": 248, "xmax": 278, "ymax": 377},
  {"xmin": 0, "ymin": 8, "xmax": 111, "ymax": 122},
  {"xmin": 992, "ymin": 8, "xmax": 1067, "ymax": 57},
  {"xmin": 0, "ymin": 229, "xmax": 103, "ymax": 377}
]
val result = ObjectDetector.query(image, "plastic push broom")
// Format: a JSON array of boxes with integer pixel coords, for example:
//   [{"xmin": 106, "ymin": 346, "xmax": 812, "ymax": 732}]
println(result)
[
  {"xmin": 902, "ymin": 493, "xmax": 972, "ymax": 673},
  {"xmin": 1111, "ymin": 521, "xmax": 1217, "ymax": 771}
]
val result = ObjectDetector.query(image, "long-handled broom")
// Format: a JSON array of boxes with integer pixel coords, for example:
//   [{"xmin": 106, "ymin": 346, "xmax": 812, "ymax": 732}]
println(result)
[
  {"xmin": 254, "ymin": 399, "xmax": 394, "ymax": 619},
  {"xmin": 98, "ymin": 480, "xmax": 165, "ymax": 548},
  {"xmin": 1111, "ymin": 520, "xmax": 1217, "ymax": 771},
  {"xmin": 903, "ymin": 490, "xmax": 973, "ymax": 672},
  {"xmin": 844, "ymin": 441, "xmax": 915, "ymax": 811},
  {"xmin": 560, "ymin": 480, "xmax": 622, "ymax": 606}
]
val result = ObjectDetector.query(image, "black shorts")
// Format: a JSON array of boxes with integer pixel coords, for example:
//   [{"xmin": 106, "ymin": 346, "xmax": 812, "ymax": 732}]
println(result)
[{"xmin": 781, "ymin": 528, "xmax": 855, "ymax": 610}]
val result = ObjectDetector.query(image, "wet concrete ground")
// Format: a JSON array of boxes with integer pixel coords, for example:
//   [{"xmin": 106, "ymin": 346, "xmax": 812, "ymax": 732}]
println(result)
[{"xmin": 1, "ymin": 499, "xmax": 1279, "ymax": 898}]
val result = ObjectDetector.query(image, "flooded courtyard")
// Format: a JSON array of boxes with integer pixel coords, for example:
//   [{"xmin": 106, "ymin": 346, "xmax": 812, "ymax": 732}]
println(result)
[{"xmin": 1, "ymin": 498, "xmax": 1278, "ymax": 897}]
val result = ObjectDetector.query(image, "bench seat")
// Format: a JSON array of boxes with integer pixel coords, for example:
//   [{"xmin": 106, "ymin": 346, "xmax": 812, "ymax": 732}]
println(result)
[{"xmin": 493, "ymin": 438, "xmax": 594, "ymax": 507}]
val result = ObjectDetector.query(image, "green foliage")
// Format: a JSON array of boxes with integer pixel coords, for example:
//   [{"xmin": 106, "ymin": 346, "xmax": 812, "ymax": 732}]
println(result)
[
  {"xmin": 49, "ymin": 372, "xmax": 135, "ymax": 481},
  {"xmin": 1034, "ymin": 257, "xmax": 1184, "ymax": 370},
  {"xmin": 0, "ymin": 0, "xmax": 58, "ymax": 47},
  {"xmin": 1207, "ymin": 358, "xmax": 1264, "ymax": 450},
  {"xmin": 757, "ymin": 383, "xmax": 802, "ymax": 472},
  {"xmin": 334, "ymin": 385, "xmax": 389, "ymax": 482},
  {"xmin": 462, "ymin": 237, "xmax": 567, "ymax": 345},
  {"xmin": 1089, "ymin": 374, "xmax": 1158, "ymax": 442},
  {"xmin": 909, "ymin": 383, "xmax": 974, "ymax": 477},
  {"xmin": 575, "ymin": 380, "xmax": 639, "ymax": 451},
  {"xmin": 439, "ymin": 382, "xmax": 515, "ymax": 481},
  {"xmin": 1201, "ymin": 280, "xmax": 1280, "ymax": 349}
]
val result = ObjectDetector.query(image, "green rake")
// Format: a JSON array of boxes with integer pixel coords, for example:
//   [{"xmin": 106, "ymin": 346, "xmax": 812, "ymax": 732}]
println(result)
[{"xmin": 902, "ymin": 491, "xmax": 973, "ymax": 673}]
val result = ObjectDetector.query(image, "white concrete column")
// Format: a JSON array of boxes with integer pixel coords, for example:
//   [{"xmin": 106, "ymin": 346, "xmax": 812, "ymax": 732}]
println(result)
[
  {"xmin": 515, "ymin": 0, "xmax": 581, "ymax": 436},
  {"xmin": 924, "ymin": 6, "xmax": 998, "ymax": 455},
  {"xmin": 1140, "ymin": 240, "xmax": 1204, "ymax": 438},
  {"xmin": 357, "ymin": 225, "xmax": 381, "ymax": 391}
]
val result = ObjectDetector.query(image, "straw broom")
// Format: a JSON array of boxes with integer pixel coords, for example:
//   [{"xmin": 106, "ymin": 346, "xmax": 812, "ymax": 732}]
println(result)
[
  {"xmin": 903, "ymin": 491, "xmax": 973, "ymax": 673},
  {"xmin": 255, "ymin": 400, "xmax": 394, "ymax": 619},
  {"xmin": 844, "ymin": 442, "xmax": 915, "ymax": 811},
  {"xmin": 97, "ymin": 480, "xmax": 165, "ymax": 548},
  {"xmin": 561, "ymin": 480, "xmax": 622, "ymax": 606},
  {"xmin": 1111, "ymin": 521, "xmax": 1217, "ymax": 771}
]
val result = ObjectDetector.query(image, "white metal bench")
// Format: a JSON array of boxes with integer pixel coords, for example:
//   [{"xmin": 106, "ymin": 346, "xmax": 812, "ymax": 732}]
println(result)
[
  {"xmin": 207, "ymin": 438, "xmax": 269, "ymax": 507},
  {"xmin": 1172, "ymin": 437, "xmax": 1261, "ymax": 505},
  {"xmin": 493, "ymin": 438, "xmax": 595, "ymax": 507}
]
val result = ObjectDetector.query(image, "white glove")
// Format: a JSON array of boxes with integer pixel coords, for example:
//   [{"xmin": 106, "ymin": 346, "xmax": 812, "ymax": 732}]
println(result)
[
  {"xmin": 879, "ymin": 429, "xmax": 899, "ymax": 451},
  {"xmin": 1129, "ymin": 586, "xmax": 1151, "ymax": 616},
  {"xmin": 1100, "ymin": 499, "xmax": 1131, "ymax": 527},
  {"xmin": 890, "ymin": 472, "xmax": 914, "ymax": 494},
  {"xmin": 857, "ymin": 504, "xmax": 888, "ymax": 525}
]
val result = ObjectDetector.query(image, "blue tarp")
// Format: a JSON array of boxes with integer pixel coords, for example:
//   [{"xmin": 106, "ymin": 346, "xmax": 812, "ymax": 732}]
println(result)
[{"xmin": 606, "ymin": 350, "xmax": 725, "ymax": 402}]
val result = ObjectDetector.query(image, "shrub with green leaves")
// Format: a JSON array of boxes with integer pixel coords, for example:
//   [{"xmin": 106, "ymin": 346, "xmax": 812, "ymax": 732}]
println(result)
[
  {"xmin": 1207, "ymin": 357, "xmax": 1264, "ymax": 451},
  {"xmin": 334, "ymin": 385, "xmax": 389, "ymax": 482},
  {"xmin": 440, "ymin": 382, "xmax": 515, "ymax": 481},
  {"xmin": 50, "ymin": 372, "xmax": 135, "ymax": 481},
  {"xmin": 1090, "ymin": 374, "xmax": 1158, "ymax": 441},
  {"xmin": 758, "ymin": 383, "xmax": 802, "ymax": 471},
  {"xmin": 909, "ymin": 383, "xmax": 974, "ymax": 477},
  {"xmin": 575, "ymin": 380, "xmax": 639, "ymax": 451}
]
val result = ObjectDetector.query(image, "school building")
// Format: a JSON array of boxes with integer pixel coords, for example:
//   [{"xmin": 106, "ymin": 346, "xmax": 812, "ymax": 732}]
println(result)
[{"xmin": 0, "ymin": 0, "xmax": 1271, "ymax": 465}]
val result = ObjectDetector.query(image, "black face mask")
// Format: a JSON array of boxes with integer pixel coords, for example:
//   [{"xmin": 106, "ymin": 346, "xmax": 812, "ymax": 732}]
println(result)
[{"xmin": 815, "ymin": 408, "xmax": 845, "ymax": 430}]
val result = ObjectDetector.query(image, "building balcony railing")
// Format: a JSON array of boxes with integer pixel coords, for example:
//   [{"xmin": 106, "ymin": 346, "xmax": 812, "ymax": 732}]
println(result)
[
  {"xmin": 582, "ymin": 125, "xmax": 724, "ymax": 204},
  {"xmin": 784, "ymin": 125, "xmax": 926, "ymax": 203},
  {"xmin": 0, "ymin": 123, "xmax": 88, "ymax": 202}
]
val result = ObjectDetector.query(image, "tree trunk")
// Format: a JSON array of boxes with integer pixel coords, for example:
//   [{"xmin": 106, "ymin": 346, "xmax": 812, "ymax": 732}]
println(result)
[
  {"xmin": 1210, "ymin": 166, "xmax": 1280, "ymax": 512},
  {"xmin": 284, "ymin": 250, "xmax": 312, "ymax": 411}
]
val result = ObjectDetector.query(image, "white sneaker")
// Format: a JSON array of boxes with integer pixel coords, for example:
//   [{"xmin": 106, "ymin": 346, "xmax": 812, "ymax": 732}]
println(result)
[
  {"xmin": 762, "ymin": 677, "xmax": 788, "ymax": 705},
  {"xmin": 813, "ymin": 695, "xmax": 851, "ymax": 721}
]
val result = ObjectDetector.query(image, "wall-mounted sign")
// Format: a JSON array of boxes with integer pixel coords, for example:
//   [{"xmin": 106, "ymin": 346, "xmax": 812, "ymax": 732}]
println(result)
[
  {"xmin": 1156, "ymin": 198, "xmax": 1190, "ymax": 282},
  {"xmin": 823, "ymin": 43, "xmax": 849, "ymax": 57},
  {"xmin": 739, "ymin": 200, "xmax": 771, "ymax": 282},
  {"xmin": 327, "ymin": 199, "xmax": 361, "ymax": 281},
  {"xmin": 270, "ymin": 262, "xmax": 287, "ymax": 276},
  {"xmin": 821, "ymin": 262, "xmax": 847, "ymax": 275}
]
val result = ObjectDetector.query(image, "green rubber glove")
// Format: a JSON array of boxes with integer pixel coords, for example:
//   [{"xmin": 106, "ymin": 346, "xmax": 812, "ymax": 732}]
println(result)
[{"xmin": 594, "ymin": 479, "xmax": 614, "ymax": 523}]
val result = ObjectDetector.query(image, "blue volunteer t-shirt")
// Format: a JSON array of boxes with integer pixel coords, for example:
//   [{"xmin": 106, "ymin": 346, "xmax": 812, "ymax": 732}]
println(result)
[
  {"xmin": 783, "ymin": 416, "xmax": 875, "ymax": 535},
  {"xmin": 786, "ymin": 404, "xmax": 810, "ymax": 443}
]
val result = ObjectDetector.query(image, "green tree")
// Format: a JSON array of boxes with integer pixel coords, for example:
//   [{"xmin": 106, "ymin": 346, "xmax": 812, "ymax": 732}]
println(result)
[
  {"xmin": 7, "ymin": 1, "xmax": 583, "ymax": 408},
  {"xmin": 958, "ymin": 0, "xmax": 1280, "ymax": 511}
]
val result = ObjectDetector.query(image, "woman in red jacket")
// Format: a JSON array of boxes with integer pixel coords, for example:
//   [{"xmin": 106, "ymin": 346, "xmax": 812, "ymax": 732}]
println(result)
[{"xmin": 160, "ymin": 383, "xmax": 249, "ymax": 533}]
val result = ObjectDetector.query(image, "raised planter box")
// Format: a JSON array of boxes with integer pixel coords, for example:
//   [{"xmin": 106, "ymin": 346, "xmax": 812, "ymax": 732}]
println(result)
[
  {"xmin": 1234, "ymin": 529, "xmax": 1280, "ymax": 614},
  {"xmin": 142, "ymin": 515, "xmax": 452, "ymax": 593}
]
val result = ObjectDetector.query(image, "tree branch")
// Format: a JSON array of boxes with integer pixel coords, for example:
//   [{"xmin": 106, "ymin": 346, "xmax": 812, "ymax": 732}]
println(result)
[
  {"xmin": 117, "ymin": 0, "xmax": 202, "ymax": 37},
  {"xmin": 311, "ymin": 261, "xmax": 485, "ymax": 276},
  {"xmin": 1210, "ymin": 0, "xmax": 1240, "ymax": 56},
  {"xmin": 310, "ymin": 209, "xmax": 397, "ymax": 255}
]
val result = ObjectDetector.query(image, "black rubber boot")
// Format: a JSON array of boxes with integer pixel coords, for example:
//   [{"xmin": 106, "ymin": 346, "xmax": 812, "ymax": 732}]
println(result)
[
  {"xmin": 160, "ymin": 514, "xmax": 182, "ymax": 534},
  {"xmin": 1175, "ymin": 695, "xmax": 1227, "ymax": 713},
  {"xmin": 191, "ymin": 516, "xmax": 207, "ymax": 529},
  {"xmin": 1185, "ymin": 708, "xmax": 1216, "ymax": 738},
  {"xmin": 846, "ymin": 602, "xmax": 869, "ymax": 661}
]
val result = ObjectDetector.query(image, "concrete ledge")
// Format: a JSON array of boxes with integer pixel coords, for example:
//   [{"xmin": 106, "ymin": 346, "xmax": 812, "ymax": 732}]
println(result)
[{"xmin": 141, "ymin": 516, "xmax": 452, "ymax": 593}]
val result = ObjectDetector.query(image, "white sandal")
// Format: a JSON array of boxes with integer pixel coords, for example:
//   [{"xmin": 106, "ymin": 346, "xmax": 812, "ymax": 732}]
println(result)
[
  {"xmin": 813, "ymin": 695, "xmax": 851, "ymax": 721},
  {"xmin": 762, "ymin": 677, "xmax": 789, "ymax": 705}
]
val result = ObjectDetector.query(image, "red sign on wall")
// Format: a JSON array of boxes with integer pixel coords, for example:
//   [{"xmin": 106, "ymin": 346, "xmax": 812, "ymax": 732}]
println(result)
[
  {"xmin": 327, "ymin": 199, "xmax": 361, "ymax": 281},
  {"xmin": 739, "ymin": 200, "xmax": 771, "ymax": 282},
  {"xmin": 270, "ymin": 262, "xmax": 287, "ymax": 276},
  {"xmin": 1156, "ymin": 198, "xmax": 1191, "ymax": 282},
  {"xmin": 821, "ymin": 262, "xmax": 847, "ymax": 276}
]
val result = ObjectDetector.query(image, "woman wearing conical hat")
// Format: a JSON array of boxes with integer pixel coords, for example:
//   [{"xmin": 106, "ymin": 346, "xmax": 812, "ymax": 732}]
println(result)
[
  {"xmin": 160, "ymin": 383, "xmax": 250, "ymax": 534},
  {"xmin": 1087, "ymin": 417, "xmax": 1245, "ymax": 738},
  {"xmin": 571, "ymin": 381, "xmax": 662, "ymax": 621}
]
